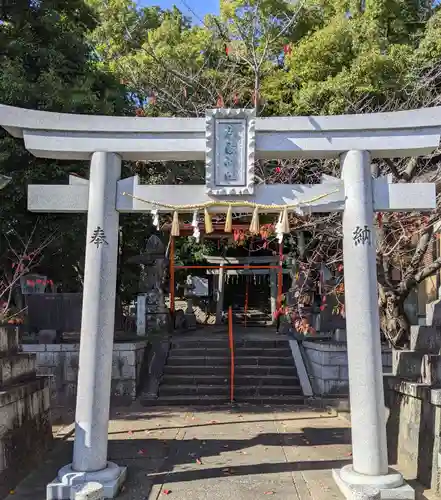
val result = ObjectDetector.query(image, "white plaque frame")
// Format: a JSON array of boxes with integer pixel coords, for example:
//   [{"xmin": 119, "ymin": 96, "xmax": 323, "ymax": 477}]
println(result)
[{"xmin": 205, "ymin": 108, "xmax": 256, "ymax": 195}]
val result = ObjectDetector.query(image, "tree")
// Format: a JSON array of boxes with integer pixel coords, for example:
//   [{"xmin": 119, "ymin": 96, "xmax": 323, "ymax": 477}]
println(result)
[
  {"xmin": 0, "ymin": 0, "xmax": 130, "ymax": 301},
  {"xmin": 261, "ymin": 2, "xmax": 441, "ymax": 347},
  {"xmin": 0, "ymin": 222, "xmax": 55, "ymax": 322}
]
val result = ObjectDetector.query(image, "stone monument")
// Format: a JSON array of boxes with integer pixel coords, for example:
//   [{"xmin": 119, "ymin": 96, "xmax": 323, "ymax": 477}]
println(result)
[
  {"xmin": 183, "ymin": 275, "xmax": 197, "ymax": 330},
  {"xmin": 129, "ymin": 235, "xmax": 169, "ymax": 334}
]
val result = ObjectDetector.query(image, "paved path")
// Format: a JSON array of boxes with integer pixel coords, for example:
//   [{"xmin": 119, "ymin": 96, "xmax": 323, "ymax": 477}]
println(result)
[
  {"xmin": 5, "ymin": 403, "xmax": 434, "ymax": 500},
  {"xmin": 5, "ymin": 404, "xmax": 351, "ymax": 500}
]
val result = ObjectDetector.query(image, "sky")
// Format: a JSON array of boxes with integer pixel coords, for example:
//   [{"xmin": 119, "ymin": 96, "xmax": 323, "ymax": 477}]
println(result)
[{"xmin": 137, "ymin": 0, "xmax": 219, "ymax": 22}]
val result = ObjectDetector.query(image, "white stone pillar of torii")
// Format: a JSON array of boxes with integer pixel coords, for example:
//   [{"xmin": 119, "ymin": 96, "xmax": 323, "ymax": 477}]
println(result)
[{"xmin": 1, "ymin": 104, "xmax": 440, "ymax": 499}]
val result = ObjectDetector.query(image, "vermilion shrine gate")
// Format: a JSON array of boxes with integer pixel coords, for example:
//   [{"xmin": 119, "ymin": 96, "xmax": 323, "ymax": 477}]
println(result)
[{"xmin": 0, "ymin": 104, "xmax": 440, "ymax": 499}]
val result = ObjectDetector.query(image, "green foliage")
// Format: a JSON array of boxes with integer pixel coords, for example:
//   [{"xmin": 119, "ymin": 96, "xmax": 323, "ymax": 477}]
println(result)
[{"xmin": 0, "ymin": 0, "xmax": 129, "ymax": 297}]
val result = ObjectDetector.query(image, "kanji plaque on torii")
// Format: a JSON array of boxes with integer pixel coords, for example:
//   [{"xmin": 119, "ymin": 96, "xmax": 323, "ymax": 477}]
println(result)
[
  {"xmin": 205, "ymin": 108, "xmax": 255, "ymax": 195},
  {"xmin": 1, "ymin": 102, "xmax": 440, "ymax": 499}
]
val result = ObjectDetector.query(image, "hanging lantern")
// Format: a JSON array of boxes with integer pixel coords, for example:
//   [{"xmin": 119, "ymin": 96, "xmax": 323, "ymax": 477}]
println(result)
[
  {"xmin": 150, "ymin": 94, "xmax": 157, "ymax": 105},
  {"xmin": 233, "ymin": 92, "xmax": 239, "ymax": 105},
  {"xmin": 283, "ymin": 44, "xmax": 292, "ymax": 55},
  {"xmin": 216, "ymin": 95, "xmax": 224, "ymax": 108},
  {"xmin": 225, "ymin": 45, "xmax": 230, "ymax": 56}
]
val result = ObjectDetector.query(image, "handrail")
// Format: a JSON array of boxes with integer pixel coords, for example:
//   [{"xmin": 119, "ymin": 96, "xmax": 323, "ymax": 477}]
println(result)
[
  {"xmin": 277, "ymin": 242, "xmax": 283, "ymax": 308},
  {"xmin": 228, "ymin": 306, "xmax": 235, "ymax": 404},
  {"xmin": 244, "ymin": 277, "xmax": 249, "ymax": 328},
  {"xmin": 169, "ymin": 236, "xmax": 175, "ymax": 323}
]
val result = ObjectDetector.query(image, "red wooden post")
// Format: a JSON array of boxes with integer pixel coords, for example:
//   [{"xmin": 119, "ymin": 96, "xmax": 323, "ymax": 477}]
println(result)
[{"xmin": 277, "ymin": 242, "xmax": 283, "ymax": 308}]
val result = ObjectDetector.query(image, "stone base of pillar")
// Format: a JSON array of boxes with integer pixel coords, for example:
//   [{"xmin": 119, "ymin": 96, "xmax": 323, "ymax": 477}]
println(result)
[
  {"xmin": 46, "ymin": 462, "xmax": 127, "ymax": 500},
  {"xmin": 333, "ymin": 466, "xmax": 414, "ymax": 499}
]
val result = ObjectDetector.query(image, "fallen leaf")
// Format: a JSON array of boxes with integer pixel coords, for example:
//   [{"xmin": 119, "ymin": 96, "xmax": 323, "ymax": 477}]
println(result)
[
  {"xmin": 9, "ymin": 490, "xmax": 15, "ymax": 495},
  {"xmin": 163, "ymin": 489, "xmax": 172, "ymax": 495},
  {"xmin": 264, "ymin": 492, "xmax": 274, "ymax": 495}
]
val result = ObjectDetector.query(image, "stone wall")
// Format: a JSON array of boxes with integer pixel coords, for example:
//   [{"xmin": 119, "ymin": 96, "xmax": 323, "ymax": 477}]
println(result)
[
  {"xmin": 0, "ymin": 325, "xmax": 52, "ymax": 498},
  {"xmin": 382, "ymin": 319, "xmax": 441, "ymax": 492},
  {"xmin": 384, "ymin": 377, "xmax": 441, "ymax": 492},
  {"xmin": 22, "ymin": 341, "xmax": 148, "ymax": 406},
  {"xmin": 303, "ymin": 340, "xmax": 392, "ymax": 396}
]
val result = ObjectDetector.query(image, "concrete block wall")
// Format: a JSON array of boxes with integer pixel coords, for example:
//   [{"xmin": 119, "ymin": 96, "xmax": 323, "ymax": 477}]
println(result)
[
  {"xmin": 0, "ymin": 325, "xmax": 52, "ymax": 498},
  {"xmin": 22, "ymin": 341, "xmax": 148, "ymax": 406},
  {"xmin": 303, "ymin": 340, "xmax": 392, "ymax": 396}
]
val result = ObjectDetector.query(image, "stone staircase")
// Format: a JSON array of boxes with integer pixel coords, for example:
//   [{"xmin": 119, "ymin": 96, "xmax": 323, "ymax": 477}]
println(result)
[{"xmin": 150, "ymin": 335, "xmax": 303, "ymax": 406}]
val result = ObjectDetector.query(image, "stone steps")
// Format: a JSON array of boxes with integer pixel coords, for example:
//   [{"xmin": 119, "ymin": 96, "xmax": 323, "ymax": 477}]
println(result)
[
  {"xmin": 159, "ymin": 384, "xmax": 303, "ymax": 396},
  {"xmin": 146, "ymin": 336, "xmax": 304, "ymax": 406},
  {"xmin": 162, "ymin": 374, "xmax": 300, "ymax": 386},
  {"xmin": 148, "ymin": 394, "xmax": 304, "ymax": 406},
  {"xmin": 168, "ymin": 347, "xmax": 292, "ymax": 357},
  {"xmin": 166, "ymin": 356, "xmax": 295, "ymax": 366},
  {"xmin": 170, "ymin": 338, "xmax": 288, "ymax": 349},
  {"xmin": 163, "ymin": 364, "xmax": 296, "ymax": 376}
]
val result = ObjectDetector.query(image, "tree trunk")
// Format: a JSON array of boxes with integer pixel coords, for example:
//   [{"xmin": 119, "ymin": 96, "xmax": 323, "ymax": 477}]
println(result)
[{"xmin": 379, "ymin": 290, "xmax": 410, "ymax": 349}]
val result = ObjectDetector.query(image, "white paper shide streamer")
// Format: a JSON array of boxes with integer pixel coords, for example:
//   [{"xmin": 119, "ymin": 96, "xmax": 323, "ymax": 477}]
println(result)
[
  {"xmin": 192, "ymin": 210, "xmax": 200, "ymax": 242},
  {"xmin": 151, "ymin": 209, "xmax": 159, "ymax": 229},
  {"xmin": 275, "ymin": 211, "xmax": 284, "ymax": 243}
]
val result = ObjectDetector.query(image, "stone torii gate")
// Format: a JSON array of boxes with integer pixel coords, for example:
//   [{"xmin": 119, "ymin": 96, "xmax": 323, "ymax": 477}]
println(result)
[{"xmin": 0, "ymin": 104, "xmax": 440, "ymax": 499}]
